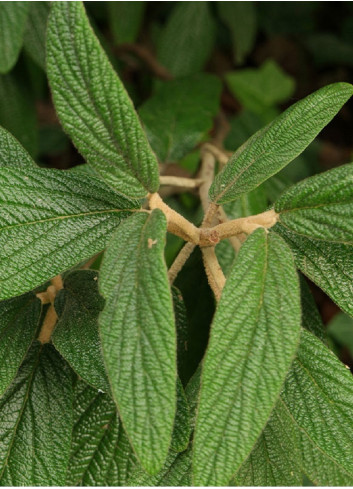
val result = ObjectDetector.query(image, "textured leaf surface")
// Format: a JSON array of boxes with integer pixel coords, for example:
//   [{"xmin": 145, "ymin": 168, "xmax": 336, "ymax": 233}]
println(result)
[
  {"xmin": 108, "ymin": 2, "xmax": 145, "ymax": 45},
  {"xmin": 172, "ymin": 286, "xmax": 189, "ymax": 384},
  {"xmin": 139, "ymin": 74, "xmax": 221, "ymax": 163},
  {"xmin": 276, "ymin": 162, "xmax": 353, "ymax": 244},
  {"xmin": 0, "ymin": 343, "xmax": 73, "ymax": 485},
  {"xmin": 23, "ymin": 1, "xmax": 51, "ymax": 69},
  {"xmin": 0, "ymin": 166, "xmax": 137, "ymax": 300},
  {"xmin": 67, "ymin": 380, "xmax": 136, "ymax": 486},
  {"xmin": 233, "ymin": 400, "xmax": 302, "ymax": 486},
  {"xmin": 193, "ymin": 229, "xmax": 301, "ymax": 485},
  {"xmin": 53, "ymin": 270, "xmax": 109, "ymax": 392},
  {"xmin": 171, "ymin": 379, "xmax": 190, "ymax": 453},
  {"xmin": 300, "ymin": 274, "xmax": 326, "ymax": 342},
  {"xmin": 0, "ymin": 125, "xmax": 35, "ymax": 168},
  {"xmin": 209, "ymin": 83, "xmax": 353, "ymax": 203},
  {"xmin": 226, "ymin": 59, "xmax": 294, "ymax": 114},
  {"xmin": 274, "ymin": 224, "xmax": 353, "ymax": 317},
  {"xmin": 0, "ymin": 292, "xmax": 41, "ymax": 396},
  {"xmin": 0, "ymin": 73, "xmax": 38, "ymax": 156},
  {"xmin": 47, "ymin": 1, "xmax": 159, "ymax": 198},
  {"xmin": 99, "ymin": 210, "xmax": 177, "ymax": 474},
  {"xmin": 282, "ymin": 329, "xmax": 353, "ymax": 482},
  {"xmin": 218, "ymin": 1, "xmax": 257, "ymax": 65},
  {"xmin": 157, "ymin": 2, "xmax": 215, "ymax": 77},
  {"xmin": 0, "ymin": 2, "xmax": 29, "ymax": 73}
]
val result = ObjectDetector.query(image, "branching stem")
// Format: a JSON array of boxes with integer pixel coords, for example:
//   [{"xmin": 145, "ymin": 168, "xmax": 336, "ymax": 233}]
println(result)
[
  {"xmin": 36, "ymin": 275, "xmax": 64, "ymax": 344},
  {"xmin": 168, "ymin": 242, "xmax": 196, "ymax": 285}
]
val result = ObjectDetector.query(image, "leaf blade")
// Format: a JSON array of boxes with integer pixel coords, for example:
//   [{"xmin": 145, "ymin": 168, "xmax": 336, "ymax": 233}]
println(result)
[
  {"xmin": 193, "ymin": 229, "xmax": 301, "ymax": 485},
  {"xmin": 46, "ymin": 1, "xmax": 159, "ymax": 198},
  {"xmin": 0, "ymin": 2, "xmax": 29, "ymax": 74}
]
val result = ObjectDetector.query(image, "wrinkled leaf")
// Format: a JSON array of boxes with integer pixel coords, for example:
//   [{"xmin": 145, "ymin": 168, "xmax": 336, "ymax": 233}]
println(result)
[
  {"xmin": 193, "ymin": 229, "xmax": 301, "ymax": 485},
  {"xmin": 99, "ymin": 210, "xmax": 176, "ymax": 474}
]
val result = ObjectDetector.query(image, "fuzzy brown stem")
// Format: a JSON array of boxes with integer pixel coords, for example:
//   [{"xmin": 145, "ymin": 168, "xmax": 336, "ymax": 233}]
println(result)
[
  {"xmin": 201, "ymin": 246, "xmax": 226, "ymax": 302},
  {"xmin": 159, "ymin": 176, "xmax": 204, "ymax": 189},
  {"xmin": 168, "ymin": 242, "xmax": 196, "ymax": 284}
]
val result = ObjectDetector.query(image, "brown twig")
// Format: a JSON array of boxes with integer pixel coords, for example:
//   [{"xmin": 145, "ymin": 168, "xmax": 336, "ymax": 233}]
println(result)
[
  {"xmin": 36, "ymin": 275, "xmax": 64, "ymax": 344},
  {"xmin": 116, "ymin": 43, "xmax": 173, "ymax": 80},
  {"xmin": 202, "ymin": 247, "xmax": 226, "ymax": 302},
  {"xmin": 168, "ymin": 242, "xmax": 196, "ymax": 285}
]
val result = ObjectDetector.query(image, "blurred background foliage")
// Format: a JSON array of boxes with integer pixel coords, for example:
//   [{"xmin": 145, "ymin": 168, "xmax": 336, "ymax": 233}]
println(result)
[{"xmin": 1, "ymin": 1, "xmax": 353, "ymax": 380}]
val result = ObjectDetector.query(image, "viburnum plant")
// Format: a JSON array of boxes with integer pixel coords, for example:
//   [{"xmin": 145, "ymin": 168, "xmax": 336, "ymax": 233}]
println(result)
[{"xmin": 1, "ymin": 2, "xmax": 353, "ymax": 487}]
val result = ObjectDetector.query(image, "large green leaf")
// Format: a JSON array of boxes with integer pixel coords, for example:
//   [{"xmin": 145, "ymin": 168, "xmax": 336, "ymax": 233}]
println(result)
[
  {"xmin": 274, "ymin": 224, "xmax": 353, "ymax": 318},
  {"xmin": 281, "ymin": 329, "xmax": 353, "ymax": 483},
  {"xmin": 0, "ymin": 73, "xmax": 38, "ymax": 156},
  {"xmin": 47, "ymin": 1, "xmax": 159, "ymax": 199},
  {"xmin": 276, "ymin": 162, "xmax": 353, "ymax": 244},
  {"xmin": 226, "ymin": 59, "xmax": 295, "ymax": 114},
  {"xmin": 0, "ymin": 343, "xmax": 74, "ymax": 485},
  {"xmin": 23, "ymin": 1, "xmax": 51, "ymax": 70},
  {"xmin": 209, "ymin": 83, "xmax": 353, "ymax": 204},
  {"xmin": 99, "ymin": 209, "xmax": 177, "ymax": 474},
  {"xmin": 217, "ymin": 1, "xmax": 257, "ymax": 65},
  {"xmin": 233, "ymin": 400, "xmax": 302, "ymax": 486},
  {"xmin": 139, "ymin": 74, "xmax": 222, "ymax": 163},
  {"xmin": 0, "ymin": 2, "xmax": 29, "ymax": 74},
  {"xmin": 0, "ymin": 125, "xmax": 35, "ymax": 167},
  {"xmin": 193, "ymin": 229, "xmax": 301, "ymax": 485},
  {"xmin": 67, "ymin": 380, "xmax": 136, "ymax": 486},
  {"xmin": 53, "ymin": 270, "xmax": 109, "ymax": 393},
  {"xmin": 108, "ymin": 2, "xmax": 145, "ymax": 45},
  {"xmin": 0, "ymin": 292, "xmax": 42, "ymax": 396},
  {"xmin": 157, "ymin": 2, "xmax": 215, "ymax": 77},
  {"xmin": 0, "ymin": 166, "xmax": 137, "ymax": 300}
]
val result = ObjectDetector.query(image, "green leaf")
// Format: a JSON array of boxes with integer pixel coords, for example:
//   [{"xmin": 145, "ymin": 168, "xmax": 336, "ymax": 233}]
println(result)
[
  {"xmin": 23, "ymin": 1, "xmax": 51, "ymax": 70},
  {"xmin": 0, "ymin": 166, "xmax": 137, "ymax": 300},
  {"xmin": 193, "ymin": 229, "xmax": 301, "ymax": 485},
  {"xmin": 0, "ymin": 292, "xmax": 42, "ymax": 396},
  {"xmin": 276, "ymin": 162, "xmax": 353, "ymax": 244},
  {"xmin": 0, "ymin": 73, "xmax": 38, "ymax": 156},
  {"xmin": 274, "ymin": 224, "xmax": 353, "ymax": 318},
  {"xmin": 218, "ymin": 1, "xmax": 257, "ymax": 65},
  {"xmin": 0, "ymin": 2, "xmax": 29, "ymax": 74},
  {"xmin": 171, "ymin": 379, "xmax": 191, "ymax": 453},
  {"xmin": 327, "ymin": 312, "xmax": 353, "ymax": 357},
  {"xmin": 300, "ymin": 274, "xmax": 326, "ymax": 342},
  {"xmin": 233, "ymin": 400, "xmax": 302, "ymax": 486},
  {"xmin": 99, "ymin": 209, "xmax": 177, "ymax": 474},
  {"xmin": 226, "ymin": 59, "xmax": 295, "ymax": 114},
  {"xmin": 282, "ymin": 329, "xmax": 353, "ymax": 483},
  {"xmin": 0, "ymin": 343, "xmax": 74, "ymax": 485},
  {"xmin": 108, "ymin": 2, "xmax": 145, "ymax": 45},
  {"xmin": 47, "ymin": 1, "xmax": 159, "ymax": 199},
  {"xmin": 0, "ymin": 125, "xmax": 36, "ymax": 168},
  {"xmin": 67, "ymin": 380, "xmax": 136, "ymax": 486},
  {"xmin": 157, "ymin": 2, "xmax": 215, "ymax": 77},
  {"xmin": 209, "ymin": 83, "xmax": 353, "ymax": 204},
  {"xmin": 139, "ymin": 74, "xmax": 222, "ymax": 163},
  {"xmin": 53, "ymin": 270, "xmax": 109, "ymax": 393},
  {"xmin": 172, "ymin": 286, "xmax": 189, "ymax": 384}
]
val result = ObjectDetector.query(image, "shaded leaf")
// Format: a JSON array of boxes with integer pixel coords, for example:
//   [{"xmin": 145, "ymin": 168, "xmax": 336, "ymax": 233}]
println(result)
[
  {"xmin": 0, "ymin": 2, "xmax": 29, "ymax": 74},
  {"xmin": 108, "ymin": 2, "xmax": 145, "ymax": 45},
  {"xmin": 23, "ymin": 1, "xmax": 51, "ymax": 70}
]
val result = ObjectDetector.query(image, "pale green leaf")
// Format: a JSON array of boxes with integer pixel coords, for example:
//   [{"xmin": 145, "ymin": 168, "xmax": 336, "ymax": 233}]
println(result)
[
  {"xmin": 23, "ymin": 1, "xmax": 51, "ymax": 70},
  {"xmin": 0, "ymin": 2, "xmax": 29, "ymax": 73},
  {"xmin": 282, "ymin": 329, "xmax": 353, "ymax": 483},
  {"xmin": 218, "ymin": 1, "xmax": 257, "ymax": 65},
  {"xmin": 274, "ymin": 224, "xmax": 353, "ymax": 318},
  {"xmin": 209, "ymin": 83, "xmax": 353, "ymax": 204},
  {"xmin": 53, "ymin": 270, "xmax": 109, "ymax": 393},
  {"xmin": 0, "ymin": 343, "xmax": 74, "ymax": 485},
  {"xmin": 0, "ymin": 73, "xmax": 38, "ymax": 156},
  {"xmin": 0, "ymin": 125, "xmax": 36, "ymax": 167},
  {"xmin": 67, "ymin": 380, "xmax": 136, "ymax": 486},
  {"xmin": 226, "ymin": 59, "xmax": 295, "ymax": 114},
  {"xmin": 276, "ymin": 162, "xmax": 353, "ymax": 244},
  {"xmin": 193, "ymin": 229, "xmax": 301, "ymax": 485},
  {"xmin": 47, "ymin": 1, "xmax": 159, "ymax": 199},
  {"xmin": 233, "ymin": 400, "xmax": 302, "ymax": 486},
  {"xmin": 0, "ymin": 292, "xmax": 42, "ymax": 396},
  {"xmin": 99, "ymin": 209, "xmax": 177, "ymax": 474},
  {"xmin": 0, "ymin": 166, "xmax": 137, "ymax": 300},
  {"xmin": 157, "ymin": 2, "xmax": 215, "ymax": 77},
  {"xmin": 139, "ymin": 74, "xmax": 222, "ymax": 163},
  {"xmin": 108, "ymin": 2, "xmax": 145, "ymax": 45}
]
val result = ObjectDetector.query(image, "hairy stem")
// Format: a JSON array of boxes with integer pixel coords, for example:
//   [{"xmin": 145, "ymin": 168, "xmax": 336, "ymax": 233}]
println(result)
[
  {"xmin": 37, "ymin": 275, "xmax": 64, "ymax": 344},
  {"xmin": 201, "ymin": 246, "xmax": 226, "ymax": 302},
  {"xmin": 168, "ymin": 241, "xmax": 196, "ymax": 284},
  {"xmin": 159, "ymin": 175, "xmax": 204, "ymax": 189}
]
